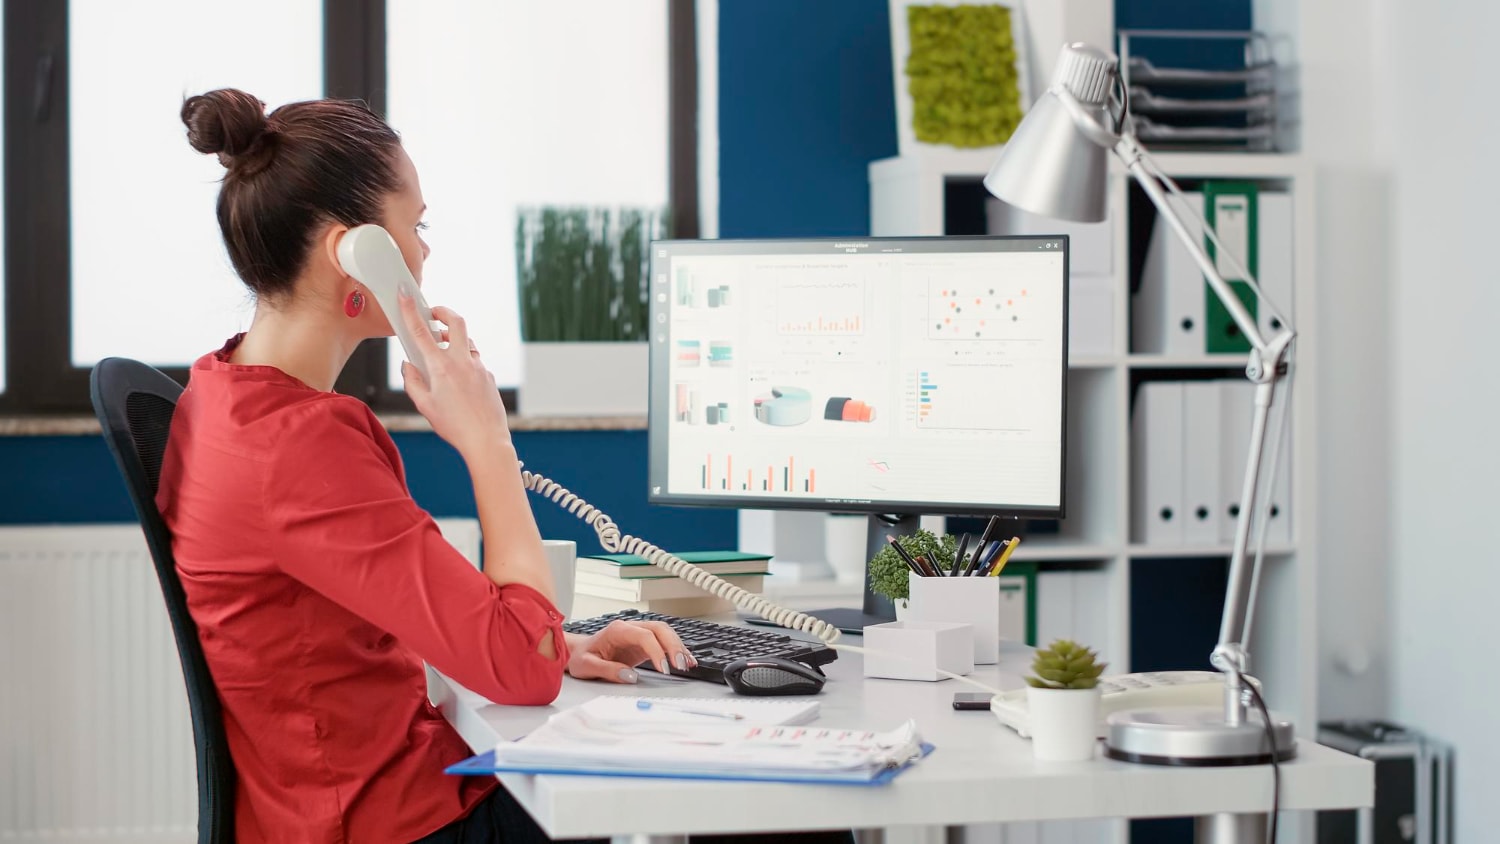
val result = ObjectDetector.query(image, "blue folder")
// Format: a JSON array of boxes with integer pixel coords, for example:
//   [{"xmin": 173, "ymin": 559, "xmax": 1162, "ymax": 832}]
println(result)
[{"xmin": 445, "ymin": 743, "xmax": 935, "ymax": 786}]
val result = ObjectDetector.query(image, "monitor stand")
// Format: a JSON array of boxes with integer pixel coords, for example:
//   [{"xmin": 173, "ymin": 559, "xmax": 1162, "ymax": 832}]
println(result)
[{"xmin": 800, "ymin": 513, "xmax": 919, "ymax": 635}]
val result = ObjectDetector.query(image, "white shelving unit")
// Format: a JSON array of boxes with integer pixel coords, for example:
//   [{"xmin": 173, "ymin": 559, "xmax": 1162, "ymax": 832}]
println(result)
[{"xmin": 868, "ymin": 149, "xmax": 1320, "ymax": 741}]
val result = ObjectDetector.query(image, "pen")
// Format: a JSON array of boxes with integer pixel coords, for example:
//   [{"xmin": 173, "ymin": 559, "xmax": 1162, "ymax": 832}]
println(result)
[
  {"xmin": 886, "ymin": 535, "xmax": 929, "ymax": 577},
  {"xmin": 965, "ymin": 516, "xmax": 1001, "ymax": 575},
  {"xmin": 986, "ymin": 536, "xmax": 1021, "ymax": 577},
  {"xmin": 636, "ymin": 700, "xmax": 744, "ymax": 720},
  {"xmin": 950, "ymin": 533, "xmax": 969, "ymax": 577}
]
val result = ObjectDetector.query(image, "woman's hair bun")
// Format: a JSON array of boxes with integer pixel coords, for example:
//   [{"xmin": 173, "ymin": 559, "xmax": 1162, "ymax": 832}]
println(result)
[{"xmin": 182, "ymin": 89, "xmax": 270, "ymax": 168}]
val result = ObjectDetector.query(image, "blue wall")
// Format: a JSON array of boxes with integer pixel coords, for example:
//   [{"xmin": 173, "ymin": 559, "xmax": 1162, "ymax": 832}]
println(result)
[
  {"xmin": 0, "ymin": 430, "xmax": 734, "ymax": 555},
  {"xmin": 718, "ymin": 0, "xmax": 897, "ymax": 238}
]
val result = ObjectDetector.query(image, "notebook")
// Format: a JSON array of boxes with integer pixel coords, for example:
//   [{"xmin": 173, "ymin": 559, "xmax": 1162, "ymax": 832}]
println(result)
[{"xmin": 445, "ymin": 695, "xmax": 929, "ymax": 785}]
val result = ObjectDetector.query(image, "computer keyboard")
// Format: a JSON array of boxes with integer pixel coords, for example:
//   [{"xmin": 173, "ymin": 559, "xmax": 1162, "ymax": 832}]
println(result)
[{"xmin": 562, "ymin": 608, "xmax": 838, "ymax": 685}]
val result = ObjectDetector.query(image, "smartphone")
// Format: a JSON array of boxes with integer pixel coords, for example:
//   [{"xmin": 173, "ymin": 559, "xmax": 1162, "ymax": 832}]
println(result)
[{"xmin": 952, "ymin": 692, "xmax": 993, "ymax": 711}]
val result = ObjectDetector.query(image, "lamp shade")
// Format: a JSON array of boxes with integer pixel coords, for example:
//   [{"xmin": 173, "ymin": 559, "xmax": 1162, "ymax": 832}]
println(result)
[{"xmin": 983, "ymin": 44, "xmax": 1116, "ymax": 223}]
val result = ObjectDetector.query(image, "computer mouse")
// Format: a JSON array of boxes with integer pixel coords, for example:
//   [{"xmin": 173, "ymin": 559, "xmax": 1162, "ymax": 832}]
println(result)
[{"xmin": 722, "ymin": 656, "xmax": 826, "ymax": 696}]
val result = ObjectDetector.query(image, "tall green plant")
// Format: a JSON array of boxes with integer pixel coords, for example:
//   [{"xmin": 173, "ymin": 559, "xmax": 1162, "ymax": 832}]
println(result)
[{"xmin": 515, "ymin": 205, "xmax": 669, "ymax": 342}]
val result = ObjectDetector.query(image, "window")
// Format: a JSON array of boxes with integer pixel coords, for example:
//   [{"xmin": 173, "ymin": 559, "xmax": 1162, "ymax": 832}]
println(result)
[
  {"xmin": 2, "ymin": 1, "xmax": 693, "ymax": 414},
  {"xmin": 68, "ymin": 0, "xmax": 322, "ymax": 370},
  {"xmin": 386, "ymin": 1, "xmax": 670, "ymax": 387}
]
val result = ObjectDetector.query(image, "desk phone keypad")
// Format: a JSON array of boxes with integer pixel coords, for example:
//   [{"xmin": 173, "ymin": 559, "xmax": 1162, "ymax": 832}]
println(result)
[{"xmin": 563, "ymin": 608, "xmax": 837, "ymax": 685}]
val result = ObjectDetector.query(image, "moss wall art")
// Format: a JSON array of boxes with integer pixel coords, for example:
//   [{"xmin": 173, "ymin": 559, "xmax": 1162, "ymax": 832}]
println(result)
[{"xmin": 904, "ymin": 3, "xmax": 1024, "ymax": 147}]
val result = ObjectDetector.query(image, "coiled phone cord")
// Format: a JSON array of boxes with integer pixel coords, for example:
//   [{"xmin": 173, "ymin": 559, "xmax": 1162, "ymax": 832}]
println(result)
[{"xmin": 521, "ymin": 466, "xmax": 844, "ymax": 646}]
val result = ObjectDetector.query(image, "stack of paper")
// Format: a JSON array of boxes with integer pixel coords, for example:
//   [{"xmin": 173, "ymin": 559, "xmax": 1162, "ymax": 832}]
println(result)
[
  {"xmin": 447, "ymin": 695, "xmax": 929, "ymax": 785},
  {"xmin": 572, "ymin": 552, "xmax": 772, "ymax": 619}
]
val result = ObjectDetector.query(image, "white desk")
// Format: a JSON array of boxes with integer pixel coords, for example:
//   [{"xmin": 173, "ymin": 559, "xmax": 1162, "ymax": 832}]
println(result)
[{"xmin": 431, "ymin": 641, "xmax": 1370, "ymax": 843}]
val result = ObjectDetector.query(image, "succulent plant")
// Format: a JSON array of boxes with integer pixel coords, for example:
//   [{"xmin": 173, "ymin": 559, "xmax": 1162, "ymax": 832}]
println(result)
[{"xmin": 1026, "ymin": 639, "xmax": 1106, "ymax": 690}]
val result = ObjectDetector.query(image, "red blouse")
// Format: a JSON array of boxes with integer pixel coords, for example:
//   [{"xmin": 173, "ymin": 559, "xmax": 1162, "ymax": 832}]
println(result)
[{"xmin": 156, "ymin": 337, "xmax": 567, "ymax": 843}]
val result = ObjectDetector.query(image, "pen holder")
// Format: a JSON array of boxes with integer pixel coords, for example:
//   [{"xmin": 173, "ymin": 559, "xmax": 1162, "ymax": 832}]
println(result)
[
  {"xmin": 862, "ymin": 621, "xmax": 974, "ymax": 681},
  {"xmin": 907, "ymin": 575, "xmax": 1001, "ymax": 664}
]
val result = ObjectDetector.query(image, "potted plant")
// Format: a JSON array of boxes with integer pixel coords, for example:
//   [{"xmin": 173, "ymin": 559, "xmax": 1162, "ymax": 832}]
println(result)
[
  {"xmin": 514, "ymin": 205, "xmax": 668, "ymax": 416},
  {"xmin": 867, "ymin": 529, "xmax": 957, "ymax": 617},
  {"xmin": 1025, "ymin": 639, "xmax": 1107, "ymax": 761}
]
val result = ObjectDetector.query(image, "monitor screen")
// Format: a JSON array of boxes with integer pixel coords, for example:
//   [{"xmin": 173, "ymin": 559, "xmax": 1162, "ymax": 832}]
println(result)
[{"xmin": 647, "ymin": 236, "xmax": 1068, "ymax": 518}]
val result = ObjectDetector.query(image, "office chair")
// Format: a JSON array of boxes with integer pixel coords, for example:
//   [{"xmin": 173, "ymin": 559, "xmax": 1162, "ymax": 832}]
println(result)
[{"xmin": 91, "ymin": 358, "xmax": 235, "ymax": 844}]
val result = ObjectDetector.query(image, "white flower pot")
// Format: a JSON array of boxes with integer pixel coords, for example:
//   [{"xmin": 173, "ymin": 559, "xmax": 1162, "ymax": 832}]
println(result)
[
  {"xmin": 893, "ymin": 598, "xmax": 910, "ymax": 621},
  {"xmin": 1025, "ymin": 686, "xmax": 1101, "ymax": 761}
]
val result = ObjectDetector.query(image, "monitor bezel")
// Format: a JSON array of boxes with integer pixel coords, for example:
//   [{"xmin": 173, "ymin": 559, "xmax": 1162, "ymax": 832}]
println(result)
[{"xmin": 646, "ymin": 234, "xmax": 1069, "ymax": 520}]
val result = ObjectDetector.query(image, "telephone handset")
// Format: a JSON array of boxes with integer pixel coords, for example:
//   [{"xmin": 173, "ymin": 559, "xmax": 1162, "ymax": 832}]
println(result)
[
  {"xmin": 335, "ymin": 225, "xmax": 843, "ymax": 646},
  {"xmin": 989, "ymin": 671, "xmax": 1258, "ymax": 738}
]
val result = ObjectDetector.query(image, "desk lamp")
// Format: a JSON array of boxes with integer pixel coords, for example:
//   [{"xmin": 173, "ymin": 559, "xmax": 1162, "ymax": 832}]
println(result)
[{"xmin": 985, "ymin": 43, "xmax": 1297, "ymax": 768}]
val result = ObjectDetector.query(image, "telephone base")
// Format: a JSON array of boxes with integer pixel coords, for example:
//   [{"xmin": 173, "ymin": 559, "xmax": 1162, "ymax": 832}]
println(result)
[{"xmin": 1105, "ymin": 706, "xmax": 1297, "ymax": 766}]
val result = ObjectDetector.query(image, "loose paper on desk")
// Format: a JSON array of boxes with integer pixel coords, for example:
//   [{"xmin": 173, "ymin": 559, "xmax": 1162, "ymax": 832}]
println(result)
[{"xmin": 491, "ymin": 697, "xmax": 924, "ymax": 781}]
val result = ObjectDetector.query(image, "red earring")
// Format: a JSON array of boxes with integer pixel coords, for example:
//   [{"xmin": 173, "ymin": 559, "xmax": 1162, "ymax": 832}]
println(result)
[{"xmin": 344, "ymin": 289, "xmax": 365, "ymax": 318}]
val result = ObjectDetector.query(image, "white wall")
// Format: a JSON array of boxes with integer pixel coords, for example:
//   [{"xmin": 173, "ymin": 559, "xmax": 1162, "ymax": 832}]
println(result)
[
  {"xmin": 1292, "ymin": 0, "xmax": 1394, "ymax": 721},
  {"xmin": 1298, "ymin": 0, "xmax": 1500, "ymax": 834},
  {"xmin": 1380, "ymin": 0, "xmax": 1500, "ymax": 839}
]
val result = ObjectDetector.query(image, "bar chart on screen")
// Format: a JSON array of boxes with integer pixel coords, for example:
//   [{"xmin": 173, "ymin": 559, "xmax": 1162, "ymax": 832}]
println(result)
[
  {"xmin": 697, "ymin": 453, "xmax": 819, "ymax": 494},
  {"xmin": 776, "ymin": 277, "xmax": 866, "ymax": 336}
]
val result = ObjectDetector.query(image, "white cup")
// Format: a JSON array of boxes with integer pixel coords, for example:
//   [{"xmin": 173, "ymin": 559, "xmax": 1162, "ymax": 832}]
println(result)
[{"xmin": 542, "ymin": 539, "xmax": 577, "ymax": 618}]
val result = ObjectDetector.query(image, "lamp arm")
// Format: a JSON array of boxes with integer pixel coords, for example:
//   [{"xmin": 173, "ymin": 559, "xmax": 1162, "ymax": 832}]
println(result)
[
  {"xmin": 1112, "ymin": 134, "xmax": 1280, "ymax": 356},
  {"xmin": 1104, "ymin": 132, "xmax": 1298, "ymax": 726}
]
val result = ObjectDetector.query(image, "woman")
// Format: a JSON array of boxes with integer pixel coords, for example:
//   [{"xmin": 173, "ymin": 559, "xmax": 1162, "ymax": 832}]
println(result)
[{"xmin": 160, "ymin": 89, "xmax": 849, "ymax": 844}]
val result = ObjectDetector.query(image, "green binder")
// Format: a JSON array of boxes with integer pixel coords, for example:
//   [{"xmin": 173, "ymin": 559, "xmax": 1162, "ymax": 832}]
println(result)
[{"xmin": 1203, "ymin": 181, "xmax": 1259, "ymax": 354}]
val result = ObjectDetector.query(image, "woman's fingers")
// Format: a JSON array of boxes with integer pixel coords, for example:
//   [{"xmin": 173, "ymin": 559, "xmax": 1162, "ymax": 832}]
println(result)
[
  {"xmin": 429, "ymin": 305, "xmax": 469, "ymax": 355},
  {"xmin": 637, "ymin": 620, "xmax": 695, "ymax": 669},
  {"xmin": 397, "ymin": 290, "xmax": 441, "ymax": 356}
]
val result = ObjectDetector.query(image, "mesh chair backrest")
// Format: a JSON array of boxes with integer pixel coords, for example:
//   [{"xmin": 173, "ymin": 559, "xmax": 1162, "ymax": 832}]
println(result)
[{"xmin": 91, "ymin": 358, "xmax": 236, "ymax": 844}]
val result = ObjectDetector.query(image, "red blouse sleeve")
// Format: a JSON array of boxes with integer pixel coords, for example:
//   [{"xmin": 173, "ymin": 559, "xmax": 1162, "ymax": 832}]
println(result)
[{"xmin": 263, "ymin": 399, "xmax": 566, "ymax": 705}]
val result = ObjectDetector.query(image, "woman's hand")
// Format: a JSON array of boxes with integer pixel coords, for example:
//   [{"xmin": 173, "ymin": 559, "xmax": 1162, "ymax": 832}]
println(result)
[
  {"xmin": 565, "ymin": 620, "xmax": 697, "ymax": 684},
  {"xmin": 397, "ymin": 292, "xmax": 510, "ymax": 461}
]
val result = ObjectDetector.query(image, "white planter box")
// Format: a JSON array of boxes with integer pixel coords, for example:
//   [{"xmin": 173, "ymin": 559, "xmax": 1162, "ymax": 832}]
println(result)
[
  {"xmin": 863, "ymin": 620, "xmax": 974, "ymax": 682},
  {"xmin": 520, "ymin": 342, "xmax": 648, "ymax": 417}
]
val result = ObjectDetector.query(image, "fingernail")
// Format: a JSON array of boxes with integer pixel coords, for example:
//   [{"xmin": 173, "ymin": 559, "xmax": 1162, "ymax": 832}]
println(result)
[
  {"xmin": 618, "ymin": 668, "xmax": 638, "ymax": 684},
  {"xmin": 657, "ymin": 658, "xmax": 670, "ymax": 674},
  {"xmin": 674, "ymin": 652, "xmax": 688, "ymax": 671},
  {"xmin": 688, "ymin": 651, "xmax": 699, "ymax": 667}
]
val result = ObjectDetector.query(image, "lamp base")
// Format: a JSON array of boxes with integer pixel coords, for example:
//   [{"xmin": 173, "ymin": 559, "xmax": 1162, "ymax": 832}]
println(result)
[{"xmin": 1104, "ymin": 706, "xmax": 1297, "ymax": 766}]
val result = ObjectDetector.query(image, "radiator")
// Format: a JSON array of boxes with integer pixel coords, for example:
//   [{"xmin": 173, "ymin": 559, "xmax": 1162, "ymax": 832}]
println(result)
[
  {"xmin": 0, "ymin": 524, "xmax": 195, "ymax": 844},
  {"xmin": 0, "ymin": 519, "xmax": 482, "ymax": 844}
]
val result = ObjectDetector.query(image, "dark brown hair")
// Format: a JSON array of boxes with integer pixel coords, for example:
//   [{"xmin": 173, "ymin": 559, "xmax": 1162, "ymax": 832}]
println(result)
[{"xmin": 182, "ymin": 88, "xmax": 401, "ymax": 300}]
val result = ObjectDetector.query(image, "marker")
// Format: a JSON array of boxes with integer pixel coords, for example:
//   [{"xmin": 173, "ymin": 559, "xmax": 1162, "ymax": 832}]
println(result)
[
  {"xmin": 986, "ymin": 536, "xmax": 1021, "ymax": 577},
  {"xmin": 964, "ymin": 516, "xmax": 1001, "ymax": 575}
]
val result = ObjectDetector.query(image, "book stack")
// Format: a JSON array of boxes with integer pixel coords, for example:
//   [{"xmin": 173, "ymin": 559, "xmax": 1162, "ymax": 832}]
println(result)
[{"xmin": 570, "ymin": 551, "xmax": 772, "ymax": 620}]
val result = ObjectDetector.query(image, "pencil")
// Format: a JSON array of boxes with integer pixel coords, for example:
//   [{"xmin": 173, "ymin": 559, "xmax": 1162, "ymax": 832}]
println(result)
[
  {"xmin": 986, "ymin": 536, "xmax": 1021, "ymax": 577},
  {"xmin": 886, "ymin": 535, "xmax": 930, "ymax": 577}
]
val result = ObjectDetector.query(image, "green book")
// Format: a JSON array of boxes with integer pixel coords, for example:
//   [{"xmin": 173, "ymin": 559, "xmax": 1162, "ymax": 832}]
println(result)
[
  {"xmin": 585, "ymin": 551, "xmax": 772, "ymax": 566},
  {"xmin": 578, "ymin": 551, "xmax": 773, "ymax": 580}
]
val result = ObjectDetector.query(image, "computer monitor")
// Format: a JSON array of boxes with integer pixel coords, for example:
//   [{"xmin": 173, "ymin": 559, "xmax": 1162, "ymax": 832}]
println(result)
[{"xmin": 646, "ymin": 236, "xmax": 1069, "ymax": 628}]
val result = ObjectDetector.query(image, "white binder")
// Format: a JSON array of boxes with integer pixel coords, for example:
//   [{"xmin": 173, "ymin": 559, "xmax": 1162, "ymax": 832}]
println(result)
[
  {"xmin": 1256, "ymin": 192, "xmax": 1294, "ymax": 341},
  {"xmin": 1132, "ymin": 192, "xmax": 1206, "ymax": 355},
  {"xmin": 1132, "ymin": 382, "xmax": 1185, "ymax": 545},
  {"xmin": 1219, "ymin": 381, "xmax": 1292, "ymax": 547},
  {"xmin": 1181, "ymin": 381, "xmax": 1224, "ymax": 545}
]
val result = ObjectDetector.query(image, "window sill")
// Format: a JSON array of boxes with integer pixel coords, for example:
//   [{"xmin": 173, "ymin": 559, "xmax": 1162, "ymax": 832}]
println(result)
[{"xmin": 0, "ymin": 413, "xmax": 648, "ymax": 437}]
